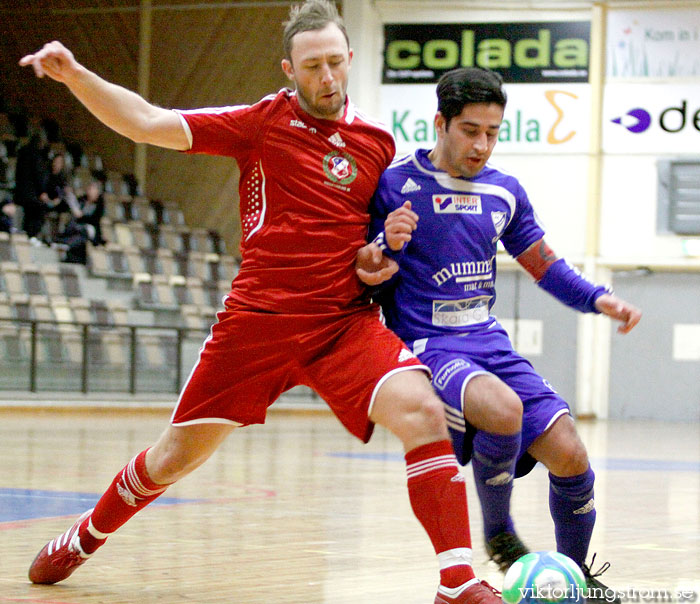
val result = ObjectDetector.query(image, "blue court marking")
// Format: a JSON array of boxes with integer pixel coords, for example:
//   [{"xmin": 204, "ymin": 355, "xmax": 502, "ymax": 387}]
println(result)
[
  {"xmin": 325, "ymin": 452, "xmax": 700, "ymax": 473},
  {"xmin": 0, "ymin": 488, "xmax": 201, "ymax": 523}
]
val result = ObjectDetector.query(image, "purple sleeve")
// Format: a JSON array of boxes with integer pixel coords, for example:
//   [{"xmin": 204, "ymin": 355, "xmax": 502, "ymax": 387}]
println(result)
[{"xmin": 537, "ymin": 258, "xmax": 611, "ymax": 313}]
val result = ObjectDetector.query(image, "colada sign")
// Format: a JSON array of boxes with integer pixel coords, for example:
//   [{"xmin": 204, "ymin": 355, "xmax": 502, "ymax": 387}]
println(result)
[{"xmin": 383, "ymin": 21, "xmax": 590, "ymax": 84}]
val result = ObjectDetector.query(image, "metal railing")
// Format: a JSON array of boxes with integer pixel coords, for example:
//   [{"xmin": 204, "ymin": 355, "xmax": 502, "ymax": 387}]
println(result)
[{"xmin": 0, "ymin": 317, "xmax": 208, "ymax": 395}]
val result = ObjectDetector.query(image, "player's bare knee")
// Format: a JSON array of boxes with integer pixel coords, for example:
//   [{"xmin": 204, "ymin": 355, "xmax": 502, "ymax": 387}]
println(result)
[
  {"xmin": 549, "ymin": 440, "xmax": 589, "ymax": 477},
  {"xmin": 384, "ymin": 391, "xmax": 449, "ymax": 446},
  {"xmin": 492, "ymin": 390, "xmax": 522, "ymax": 435},
  {"xmin": 147, "ymin": 444, "xmax": 206, "ymax": 483},
  {"xmin": 417, "ymin": 392, "xmax": 450, "ymax": 436}
]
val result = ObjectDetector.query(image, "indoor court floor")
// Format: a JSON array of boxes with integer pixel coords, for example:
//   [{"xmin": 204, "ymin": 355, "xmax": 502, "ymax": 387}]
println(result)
[{"xmin": 0, "ymin": 407, "xmax": 698, "ymax": 603}]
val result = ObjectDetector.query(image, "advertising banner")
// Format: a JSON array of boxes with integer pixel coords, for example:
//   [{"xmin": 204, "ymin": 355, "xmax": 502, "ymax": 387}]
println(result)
[
  {"xmin": 603, "ymin": 83, "xmax": 700, "ymax": 153},
  {"xmin": 607, "ymin": 9, "xmax": 700, "ymax": 78},
  {"xmin": 383, "ymin": 21, "xmax": 590, "ymax": 84},
  {"xmin": 381, "ymin": 83, "xmax": 591, "ymax": 154}
]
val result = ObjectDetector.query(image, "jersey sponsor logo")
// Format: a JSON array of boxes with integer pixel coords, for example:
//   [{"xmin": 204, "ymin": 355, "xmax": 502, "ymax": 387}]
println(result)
[
  {"xmin": 434, "ymin": 358, "xmax": 471, "ymax": 390},
  {"xmin": 432, "ymin": 296, "xmax": 491, "ymax": 327},
  {"xmin": 323, "ymin": 150, "xmax": 358, "ymax": 185},
  {"xmin": 491, "ymin": 211, "xmax": 507, "ymax": 241},
  {"xmin": 401, "ymin": 177, "xmax": 422, "ymax": 194},
  {"xmin": 328, "ymin": 132, "xmax": 346, "ymax": 148},
  {"xmin": 431, "ymin": 257, "xmax": 495, "ymax": 287},
  {"xmin": 433, "ymin": 194, "xmax": 482, "ymax": 214},
  {"xmin": 289, "ymin": 118, "xmax": 317, "ymax": 133}
]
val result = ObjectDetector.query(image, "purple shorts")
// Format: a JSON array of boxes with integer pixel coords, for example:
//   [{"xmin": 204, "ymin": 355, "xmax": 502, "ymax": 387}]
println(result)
[{"xmin": 411, "ymin": 320, "xmax": 570, "ymax": 476}]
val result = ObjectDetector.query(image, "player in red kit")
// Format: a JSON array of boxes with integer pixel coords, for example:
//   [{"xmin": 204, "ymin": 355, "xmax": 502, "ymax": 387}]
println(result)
[{"xmin": 19, "ymin": 2, "xmax": 498, "ymax": 602}]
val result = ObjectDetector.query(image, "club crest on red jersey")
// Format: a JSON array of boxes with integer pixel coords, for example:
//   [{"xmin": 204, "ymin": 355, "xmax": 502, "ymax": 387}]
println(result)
[{"xmin": 323, "ymin": 150, "xmax": 358, "ymax": 185}]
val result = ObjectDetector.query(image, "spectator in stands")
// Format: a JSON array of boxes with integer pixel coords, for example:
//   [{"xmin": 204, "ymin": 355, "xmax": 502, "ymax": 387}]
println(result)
[
  {"xmin": 41, "ymin": 152, "xmax": 70, "ymax": 243},
  {"xmin": 0, "ymin": 197, "xmax": 17, "ymax": 233},
  {"xmin": 55, "ymin": 178, "xmax": 105, "ymax": 263},
  {"xmin": 13, "ymin": 121, "xmax": 51, "ymax": 241}
]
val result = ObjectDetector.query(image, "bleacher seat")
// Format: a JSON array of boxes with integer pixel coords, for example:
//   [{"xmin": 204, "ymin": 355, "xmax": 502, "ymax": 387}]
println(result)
[
  {"xmin": 159, "ymin": 225, "xmax": 184, "ymax": 253},
  {"xmin": 180, "ymin": 303, "xmax": 215, "ymax": 332},
  {"xmin": 100, "ymin": 217, "xmax": 116, "ymax": 244},
  {"xmin": 88, "ymin": 242, "xmax": 134, "ymax": 280},
  {"xmin": 162, "ymin": 202, "xmax": 185, "ymax": 226},
  {"xmin": 2, "ymin": 262, "xmax": 25, "ymax": 296},
  {"xmin": 10, "ymin": 293, "xmax": 33, "ymax": 321},
  {"xmin": 114, "ymin": 222, "xmax": 136, "ymax": 248},
  {"xmin": 0, "ymin": 232, "xmax": 32, "ymax": 264},
  {"xmin": 201, "ymin": 253, "xmax": 238, "ymax": 284},
  {"xmin": 59, "ymin": 265, "xmax": 82, "ymax": 297},
  {"xmin": 88, "ymin": 299, "xmax": 127, "ymax": 327},
  {"xmin": 21, "ymin": 264, "xmax": 47, "ymax": 296},
  {"xmin": 126, "ymin": 221, "xmax": 149, "ymax": 249},
  {"xmin": 39, "ymin": 265, "xmax": 64, "ymax": 297},
  {"xmin": 168, "ymin": 274, "xmax": 189, "ymax": 305},
  {"xmin": 132, "ymin": 196, "xmax": 155, "ymax": 224},
  {"xmin": 207, "ymin": 230, "xmax": 226, "ymax": 255},
  {"xmin": 186, "ymin": 277, "xmax": 214, "ymax": 311},
  {"xmin": 155, "ymin": 248, "xmax": 176, "ymax": 276},
  {"xmin": 189, "ymin": 228, "xmax": 210, "ymax": 253},
  {"xmin": 0, "ymin": 233, "xmax": 14, "ymax": 262},
  {"xmin": 103, "ymin": 193, "xmax": 122, "ymax": 222},
  {"xmin": 145, "ymin": 223, "xmax": 163, "ymax": 249},
  {"xmin": 133, "ymin": 273, "xmax": 178, "ymax": 311},
  {"xmin": 50, "ymin": 296, "xmax": 91, "ymax": 325}
]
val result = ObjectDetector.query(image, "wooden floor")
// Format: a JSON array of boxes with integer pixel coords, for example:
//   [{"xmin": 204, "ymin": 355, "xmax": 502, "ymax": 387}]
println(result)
[{"xmin": 0, "ymin": 407, "xmax": 698, "ymax": 603}]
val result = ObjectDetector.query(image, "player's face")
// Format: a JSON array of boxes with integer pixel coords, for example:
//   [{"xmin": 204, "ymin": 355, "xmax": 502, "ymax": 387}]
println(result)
[
  {"xmin": 282, "ymin": 23, "xmax": 352, "ymax": 121},
  {"xmin": 435, "ymin": 103, "xmax": 503, "ymax": 178}
]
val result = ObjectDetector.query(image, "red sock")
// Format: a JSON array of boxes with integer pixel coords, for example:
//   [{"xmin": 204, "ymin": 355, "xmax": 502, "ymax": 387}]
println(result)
[
  {"xmin": 405, "ymin": 440, "xmax": 475, "ymax": 588},
  {"xmin": 78, "ymin": 448, "xmax": 171, "ymax": 554}
]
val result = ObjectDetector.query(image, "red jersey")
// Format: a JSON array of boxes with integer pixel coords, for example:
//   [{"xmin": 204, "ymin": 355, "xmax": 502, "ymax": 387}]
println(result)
[{"xmin": 177, "ymin": 89, "xmax": 396, "ymax": 314}]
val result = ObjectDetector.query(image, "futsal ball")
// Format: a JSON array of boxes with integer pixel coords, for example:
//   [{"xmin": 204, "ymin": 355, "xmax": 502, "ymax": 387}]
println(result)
[{"xmin": 501, "ymin": 551, "xmax": 587, "ymax": 604}]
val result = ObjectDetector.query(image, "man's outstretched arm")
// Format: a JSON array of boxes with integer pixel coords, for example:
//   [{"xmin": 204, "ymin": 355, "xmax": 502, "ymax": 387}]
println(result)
[
  {"xmin": 516, "ymin": 238, "xmax": 642, "ymax": 334},
  {"xmin": 20, "ymin": 41, "xmax": 189, "ymax": 151}
]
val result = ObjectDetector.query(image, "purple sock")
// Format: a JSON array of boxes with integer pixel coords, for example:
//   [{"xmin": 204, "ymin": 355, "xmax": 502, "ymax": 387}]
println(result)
[
  {"xmin": 549, "ymin": 466, "xmax": 596, "ymax": 567},
  {"xmin": 471, "ymin": 430, "xmax": 521, "ymax": 541}
]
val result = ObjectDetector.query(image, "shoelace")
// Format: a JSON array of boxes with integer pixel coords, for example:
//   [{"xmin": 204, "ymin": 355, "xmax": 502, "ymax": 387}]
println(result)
[{"xmin": 583, "ymin": 553, "xmax": 612, "ymax": 581}]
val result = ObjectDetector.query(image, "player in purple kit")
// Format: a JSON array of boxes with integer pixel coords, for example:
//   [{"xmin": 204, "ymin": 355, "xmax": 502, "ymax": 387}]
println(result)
[{"xmin": 360, "ymin": 67, "xmax": 641, "ymax": 602}]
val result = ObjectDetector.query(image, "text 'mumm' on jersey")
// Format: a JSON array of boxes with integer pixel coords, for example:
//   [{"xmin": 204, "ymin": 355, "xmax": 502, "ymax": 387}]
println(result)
[
  {"xmin": 370, "ymin": 149, "xmax": 545, "ymax": 343},
  {"xmin": 176, "ymin": 88, "xmax": 395, "ymax": 314}
]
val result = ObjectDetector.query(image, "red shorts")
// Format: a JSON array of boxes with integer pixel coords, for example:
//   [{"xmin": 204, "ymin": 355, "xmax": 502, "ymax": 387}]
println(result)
[{"xmin": 171, "ymin": 298, "xmax": 428, "ymax": 442}]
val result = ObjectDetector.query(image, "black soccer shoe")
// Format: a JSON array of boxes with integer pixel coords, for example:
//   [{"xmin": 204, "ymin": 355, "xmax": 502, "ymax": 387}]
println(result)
[{"xmin": 485, "ymin": 531, "xmax": 530, "ymax": 572}]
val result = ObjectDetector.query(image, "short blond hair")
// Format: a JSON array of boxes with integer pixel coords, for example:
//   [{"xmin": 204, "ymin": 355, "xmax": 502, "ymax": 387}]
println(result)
[{"xmin": 282, "ymin": 0, "xmax": 348, "ymax": 60}]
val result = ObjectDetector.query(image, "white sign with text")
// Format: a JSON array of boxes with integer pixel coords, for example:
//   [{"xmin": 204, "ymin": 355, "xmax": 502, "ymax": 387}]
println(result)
[
  {"xmin": 380, "ymin": 83, "xmax": 591, "ymax": 155},
  {"xmin": 603, "ymin": 83, "xmax": 700, "ymax": 153}
]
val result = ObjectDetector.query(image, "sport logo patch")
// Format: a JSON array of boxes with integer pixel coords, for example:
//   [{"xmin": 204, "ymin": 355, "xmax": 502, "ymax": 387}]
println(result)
[
  {"xmin": 491, "ymin": 211, "xmax": 507, "ymax": 241},
  {"xmin": 434, "ymin": 358, "xmax": 470, "ymax": 390},
  {"xmin": 433, "ymin": 194, "xmax": 482, "ymax": 214},
  {"xmin": 323, "ymin": 151, "xmax": 358, "ymax": 185}
]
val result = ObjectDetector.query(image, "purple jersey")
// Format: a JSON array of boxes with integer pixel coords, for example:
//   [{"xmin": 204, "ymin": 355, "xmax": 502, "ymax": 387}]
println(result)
[{"xmin": 370, "ymin": 148, "xmax": 545, "ymax": 343}]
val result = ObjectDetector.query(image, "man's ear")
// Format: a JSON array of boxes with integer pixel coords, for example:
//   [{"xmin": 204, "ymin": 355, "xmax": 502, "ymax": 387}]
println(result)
[
  {"xmin": 281, "ymin": 58, "xmax": 294, "ymax": 82},
  {"xmin": 434, "ymin": 112, "xmax": 446, "ymax": 136}
]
